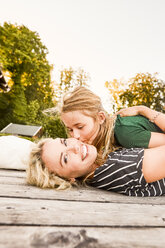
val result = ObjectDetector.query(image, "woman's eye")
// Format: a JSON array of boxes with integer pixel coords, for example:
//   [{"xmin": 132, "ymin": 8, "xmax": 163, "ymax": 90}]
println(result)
[
  {"xmin": 63, "ymin": 139, "xmax": 67, "ymax": 146},
  {"xmin": 64, "ymin": 154, "xmax": 68, "ymax": 163}
]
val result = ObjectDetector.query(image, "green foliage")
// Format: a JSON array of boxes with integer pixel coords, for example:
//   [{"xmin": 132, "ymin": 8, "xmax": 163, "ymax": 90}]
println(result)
[
  {"xmin": 0, "ymin": 92, "xmax": 12, "ymax": 129},
  {"xmin": 42, "ymin": 115, "xmax": 67, "ymax": 139},
  {"xmin": 0, "ymin": 92, "xmax": 10, "ymax": 110},
  {"xmin": 0, "ymin": 22, "xmax": 56, "ymax": 132},
  {"xmin": 10, "ymin": 84, "xmax": 27, "ymax": 122},
  {"xmin": 105, "ymin": 72, "xmax": 165, "ymax": 112},
  {"xmin": 0, "ymin": 23, "xmax": 91, "ymax": 138},
  {"xmin": 54, "ymin": 67, "xmax": 90, "ymax": 100},
  {"xmin": 0, "ymin": 22, "xmax": 54, "ymax": 106},
  {"xmin": 0, "ymin": 22, "xmax": 50, "ymax": 76},
  {"xmin": 119, "ymin": 73, "xmax": 165, "ymax": 112},
  {"xmin": 25, "ymin": 100, "xmax": 40, "ymax": 125}
]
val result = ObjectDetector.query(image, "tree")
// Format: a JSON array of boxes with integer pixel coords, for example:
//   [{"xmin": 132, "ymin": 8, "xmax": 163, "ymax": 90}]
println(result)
[
  {"xmin": 42, "ymin": 115, "xmax": 67, "ymax": 139},
  {"xmin": 105, "ymin": 73, "xmax": 165, "ymax": 112},
  {"xmin": 54, "ymin": 67, "xmax": 90, "ymax": 100},
  {"xmin": 120, "ymin": 73, "xmax": 165, "ymax": 112},
  {"xmin": 0, "ymin": 22, "xmax": 54, "ymax": 102},
  {"xmin": 105, "ymin": 78, "xmax": 128, "ymax": 112},
  {"xmin": 0, "ymin": 22, "xmax": 54, "ymax": 128}
]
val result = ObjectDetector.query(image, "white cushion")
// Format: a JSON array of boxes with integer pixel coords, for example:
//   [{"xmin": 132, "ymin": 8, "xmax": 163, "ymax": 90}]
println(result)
[{"xmin": 0, "ymin": 136, "xmax": 33, "ymax": 170}]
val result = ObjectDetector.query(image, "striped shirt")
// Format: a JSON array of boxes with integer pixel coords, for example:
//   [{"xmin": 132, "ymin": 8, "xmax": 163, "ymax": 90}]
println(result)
[{"xmin": 88, "ymin": 148, "xmax": 165, "ymax": 197}]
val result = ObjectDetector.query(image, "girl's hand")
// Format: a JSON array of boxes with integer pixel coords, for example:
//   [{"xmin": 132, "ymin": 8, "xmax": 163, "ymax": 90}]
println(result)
[{"xmin": 116, "ymin": 106, "xmax": 142, "ymax": 117}]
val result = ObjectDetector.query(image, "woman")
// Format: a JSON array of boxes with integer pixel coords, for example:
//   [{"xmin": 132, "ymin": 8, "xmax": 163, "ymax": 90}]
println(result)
[
  {"xmin": 57, "ymin": 86, "xmax": 165, "ymax": 159},
  {"xmin": 27, "ymin": 137, "xmax": 165, "ymax": 197}
]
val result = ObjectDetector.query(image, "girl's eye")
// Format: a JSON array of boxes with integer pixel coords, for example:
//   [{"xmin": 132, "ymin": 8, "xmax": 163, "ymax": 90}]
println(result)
[
  {"xmin": 63, "ymin": 139, "xmax": 67, "ymax": 146},
  {"xmin": 78, "ymin": 126, "xmax": 83, "ymax": 129},
  {"xmin": 64, "ymin": 154, "xmax": 68, "ymax": 163},
  {"xmin": 67, "ymin": 128, "xmax": 73, "ymax": 133}
]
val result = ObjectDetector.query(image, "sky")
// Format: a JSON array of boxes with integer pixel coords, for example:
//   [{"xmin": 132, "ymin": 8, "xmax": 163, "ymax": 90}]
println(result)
[{"xmin": 1, "ymin": 0, "xmax": 165, "ymax": 111}]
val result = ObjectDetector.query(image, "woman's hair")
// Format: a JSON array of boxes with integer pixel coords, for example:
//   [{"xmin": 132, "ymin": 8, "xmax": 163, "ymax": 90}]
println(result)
[
  {"xmin": 60, "ymin": 86, "xmax": 117, "ymax": 161},
  {"xmin": 26, "ymin": 138, "xmax": 72, "ymax": 190}
]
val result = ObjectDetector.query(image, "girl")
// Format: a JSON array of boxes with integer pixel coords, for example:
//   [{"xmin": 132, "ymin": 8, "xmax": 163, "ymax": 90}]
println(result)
[
  {"xmin": 58, "ymin": 86, "xmax": 165, "ymax": 159},
  {"xmin": 27, "ymin": 137, "xmax": 165, "ymax": 197}
]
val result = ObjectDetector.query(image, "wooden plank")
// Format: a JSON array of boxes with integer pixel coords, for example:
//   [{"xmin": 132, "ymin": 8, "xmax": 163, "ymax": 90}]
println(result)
[
  {"xmin": 1, "ymin": 197, "xmax": 165, "ymax": 227},
  {"xmin": 0, "ymin": 176, "xmax": 26, "ymax": 185},
  {"xmin": 1, "ymin": 174, "xmax": 165, "ymax": 205},
  {"xmin": 0, "ymin": 226, "xmax": 165, "ymax": 248},
  {"xmin": 0, "ymin": 169, "xmax": 26, "ymax": 178}
]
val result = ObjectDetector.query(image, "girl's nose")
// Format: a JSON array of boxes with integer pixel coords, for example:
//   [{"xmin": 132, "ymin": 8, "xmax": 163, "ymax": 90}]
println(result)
[{"xmin": 73, "ymin": 130, "xmax": 80, "ymax": 140}]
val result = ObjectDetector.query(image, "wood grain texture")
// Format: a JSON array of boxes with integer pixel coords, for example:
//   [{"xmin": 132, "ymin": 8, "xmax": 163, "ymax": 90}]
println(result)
[
  {"xmin": 0, "ymin": 226, "xmax": 165, "ymax": 248},
  {"xmin": 1, "ymin": 197, "xmax": 165, "ymax": 226},
  {"xmin": 1, "ymin": 169, "xmax": 165, "ymax": 205},
  {"xmin": 1, "ymin": 169, "xmax": 165, "ymax": 248}
]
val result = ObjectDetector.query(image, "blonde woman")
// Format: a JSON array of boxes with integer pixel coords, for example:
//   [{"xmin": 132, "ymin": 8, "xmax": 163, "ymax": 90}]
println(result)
[{"xmin": 27, "ymin": 137, "xmax": 165, "ymax": 197}]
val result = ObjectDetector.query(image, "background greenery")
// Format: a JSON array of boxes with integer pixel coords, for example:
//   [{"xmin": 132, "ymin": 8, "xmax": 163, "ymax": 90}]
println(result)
[
  {"xmin": 0, "ymin": 22, "xmax": 164, "ymax": 140},
  {"xmin": 0, "ymin": 23, "xmax": 88, "ymax": 139}
]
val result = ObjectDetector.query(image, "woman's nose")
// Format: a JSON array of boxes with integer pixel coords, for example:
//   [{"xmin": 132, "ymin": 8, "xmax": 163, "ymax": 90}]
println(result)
[{"xmin": 67, "ymin": 144, "xmax": 79, "ymax": 154}]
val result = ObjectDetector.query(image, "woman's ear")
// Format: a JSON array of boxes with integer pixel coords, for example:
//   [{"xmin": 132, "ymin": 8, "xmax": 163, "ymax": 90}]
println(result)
[{"xmin": 98, "ymin": 111, "xmax": 106, "ymax": 124}]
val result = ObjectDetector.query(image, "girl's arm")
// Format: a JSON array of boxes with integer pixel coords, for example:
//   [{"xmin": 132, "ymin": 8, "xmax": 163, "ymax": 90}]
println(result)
[
  {"xmin": 143, "ymin": 145, "xmax": 165, "ymax": 183},
  {"xmin": 117, "ymin": 106, "xmax": 165, "ymax": 148}
]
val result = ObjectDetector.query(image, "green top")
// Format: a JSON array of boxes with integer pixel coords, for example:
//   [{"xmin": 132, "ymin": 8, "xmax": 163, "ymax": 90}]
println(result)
[{"xmin": 114, "ymin": 115, "xmax": 163, "ymax": 148}]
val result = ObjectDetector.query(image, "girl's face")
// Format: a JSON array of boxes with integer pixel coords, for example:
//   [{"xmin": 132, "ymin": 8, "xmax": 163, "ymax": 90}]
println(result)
[
  {"xmin": 61, "ymin": 110, "xmax": 105, "ymax": 144},
  {"xmin": 42, "ymin": 138, "xmax": 97, "ymax": 179}
]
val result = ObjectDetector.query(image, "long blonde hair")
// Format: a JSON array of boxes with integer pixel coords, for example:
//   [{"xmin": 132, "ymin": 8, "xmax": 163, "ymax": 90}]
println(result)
[
  {"xmin": 60, "ymin": 86, "xmax": 118, "ymax": 164},
  {"xmin": 26, "ymin": 138, "xmax": 72, "ymax": 190},
  {"xmin": 27, "ymin": 137, "xmax": 102, "ymax": 190}
]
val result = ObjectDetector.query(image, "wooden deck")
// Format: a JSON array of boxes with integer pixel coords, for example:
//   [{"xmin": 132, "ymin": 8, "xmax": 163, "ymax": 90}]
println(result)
[{"xmin": 1, "ymin": 169, "xmax": 165, "ymax": 248}]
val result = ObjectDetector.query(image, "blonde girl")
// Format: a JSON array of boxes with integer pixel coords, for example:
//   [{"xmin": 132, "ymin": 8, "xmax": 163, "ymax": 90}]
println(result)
[{"xmin": 58, "ymin": 86, "xmax": 165, "ymax": 160}]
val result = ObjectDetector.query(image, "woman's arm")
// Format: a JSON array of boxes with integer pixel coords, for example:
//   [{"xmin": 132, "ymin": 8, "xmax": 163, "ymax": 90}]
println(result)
[
  {"xmin": 148, "ymin": 132, "xmax": 165, "ymax": 148},
  {"xmin": 117, "ymin": 105, "xmax": 165, "ymax": 132},
  {"xmin": 143, "ymin": 145, "xmax": 165, "ymax": 183}
]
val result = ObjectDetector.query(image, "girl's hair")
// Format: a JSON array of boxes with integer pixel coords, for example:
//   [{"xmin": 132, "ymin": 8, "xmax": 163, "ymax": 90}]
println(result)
[
  {"xmin": 26, "ymin": 138, "xmax": 72, "ymax": 190},
  {"xmin": 60, "ymin": 86, "xmax": 118, "ymax": 162}
]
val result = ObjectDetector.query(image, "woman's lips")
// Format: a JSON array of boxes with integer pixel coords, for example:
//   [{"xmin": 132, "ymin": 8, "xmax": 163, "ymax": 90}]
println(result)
[{"xmin": 82, "ymin": 144, "xmax": 88, "ymax": 160}]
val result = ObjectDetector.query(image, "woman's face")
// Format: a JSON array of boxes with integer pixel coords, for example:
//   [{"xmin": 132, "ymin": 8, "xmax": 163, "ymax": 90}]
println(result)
[
  {"xmin": 42, "ymin": 138, "xmax": 97, "ymax": 179},
  {"xmin": 61, "ymin": 110, "xmax": 104, "ymax": 144}
]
